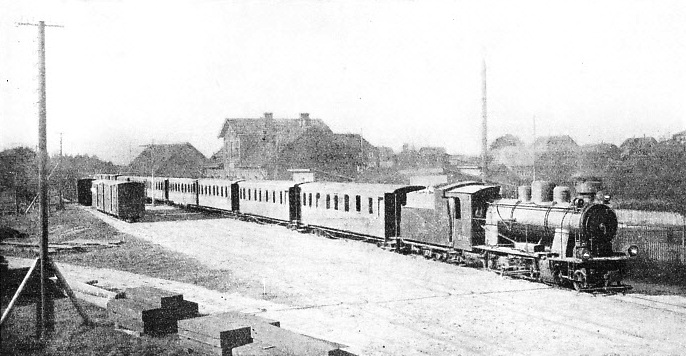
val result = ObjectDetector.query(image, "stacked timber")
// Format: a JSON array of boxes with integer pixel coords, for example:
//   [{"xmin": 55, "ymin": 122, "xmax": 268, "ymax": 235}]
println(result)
[
  {"xmin": 178, "ymin": 311, "xmax": 355, "ymax": 356},
  {"xmin": 107, "ymin": 286, "xmax": 199, "ymax": 336}
]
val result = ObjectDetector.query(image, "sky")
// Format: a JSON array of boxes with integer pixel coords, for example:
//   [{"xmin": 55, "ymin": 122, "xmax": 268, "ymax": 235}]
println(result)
[{"xmin": 1, "ymin": 0, "xmax": 685, "ymax": 165}]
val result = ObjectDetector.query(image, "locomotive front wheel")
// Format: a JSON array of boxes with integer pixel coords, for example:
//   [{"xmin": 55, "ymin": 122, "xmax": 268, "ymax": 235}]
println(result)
[{"xmin": 573, "ymin": 269, "xmax": 587, "ymax": 291}]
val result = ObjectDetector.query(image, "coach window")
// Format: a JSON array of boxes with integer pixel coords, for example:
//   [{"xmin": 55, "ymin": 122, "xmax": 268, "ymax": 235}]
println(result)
[
  {"xmin": 344, "ymin": 195, "xmax": 349, "ymax": 212},
  {"xmin": 454, "ymin": 198, "xmax": 462, "ymax": 219},
  {"xmin": 326, "ymin": 194, "xmax": 331, "ymax": 209},
  {"xmin": 355, "ymin": 195, "xmax": 361, "ymax": 212},
  {"xmin": 279, "ymin": 191, "xmax": 283, "ymax": 204},
  {"xmin": 308, "ymin": 193, "xmax": 312, "ymax": 207},
  {"xmin": 377, "ymin": 197, "xmax": 383, "ymax": 217},
  {"xmin": 315, "ymin": 193, "xmax": 320, "ymax": 208},
  {"xmin": 302, "ymin": 193, "xmax": 306, "ymax": 206},
  {"xmin": 368, "ymin": 197, "xmax": 373, "ymax": 214},
  {"xmin": 334, "ymin": 195, "xmax": 339, "ymax": 210},
  {"xmin": 273, "ymin": 191, "xmax": 276, "ymax": 203}
]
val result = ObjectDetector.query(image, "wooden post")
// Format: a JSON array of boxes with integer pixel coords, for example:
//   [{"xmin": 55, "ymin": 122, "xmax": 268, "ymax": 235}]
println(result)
[{"xmin": 37, "ymin": 20, "xmax": 55, "ymax": 338}]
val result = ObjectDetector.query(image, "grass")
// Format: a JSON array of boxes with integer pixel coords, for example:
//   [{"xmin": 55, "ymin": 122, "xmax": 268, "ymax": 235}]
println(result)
[
  {"xmin": 1, "ymin": 204, "xmax": 259, "ymax": 355},
  {"xmin": 1, "ymin": 299, "xmax": 186, "ymax": 356}
]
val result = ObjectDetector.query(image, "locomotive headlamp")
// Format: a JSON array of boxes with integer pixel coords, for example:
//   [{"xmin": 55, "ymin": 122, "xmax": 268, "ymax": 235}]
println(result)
[
  {"xmin": 628, "ymin": 245, "xmax": 639, "ymax": 257},
  {"xmin": 603, "ymin": 195, "xmax": 611, "ymax": 204}
]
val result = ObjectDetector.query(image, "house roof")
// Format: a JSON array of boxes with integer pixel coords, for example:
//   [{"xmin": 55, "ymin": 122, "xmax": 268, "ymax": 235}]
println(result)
[
  {"xmin": 217, "ymin": 116, "xmax": 329, "ymax": 140},
  {"xmin": 533, "ymin": 135, "xmax": 578, "ymax": 149},
  {"xmin": 128, "ymin": 142, "xmax": 207, "ymax": 178}
]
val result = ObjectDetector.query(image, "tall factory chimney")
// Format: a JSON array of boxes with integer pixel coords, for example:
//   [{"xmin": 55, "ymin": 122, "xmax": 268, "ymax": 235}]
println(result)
[{"xmin": 481, "ymin": 58, "xmax": 488, "ymax": 183}]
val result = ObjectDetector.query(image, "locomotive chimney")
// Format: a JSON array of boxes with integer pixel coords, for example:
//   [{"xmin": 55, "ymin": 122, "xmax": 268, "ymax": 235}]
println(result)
[
  {"xmin": 518, "ymin": 185, "xmax": 532, "ymax": 202},
  {"xmin": 531, "ymin": 180, "xmax": 554, "ymax": 203},
  {"xmin": 553, "ymin": 186, "xmax": 571, "ymax": 204},
  {"xmin": 264, "ymin": 112, "xmax": 273, "ymax": 120}
]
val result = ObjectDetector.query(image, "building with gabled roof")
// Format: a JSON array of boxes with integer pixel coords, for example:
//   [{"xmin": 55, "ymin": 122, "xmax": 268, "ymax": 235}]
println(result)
[
  {"xmin": 217, "ymin": 112, "xmax": 333, "ymax": 179},
  {"xmin": 128, "ymin": 142, "xmax": 207, "ymax": 178}
]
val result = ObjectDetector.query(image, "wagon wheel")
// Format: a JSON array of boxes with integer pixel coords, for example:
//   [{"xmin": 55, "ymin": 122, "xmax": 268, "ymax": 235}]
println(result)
[
  {"xmin": 573, "ymin": 269, "xmax": 587, "ymax": 291},
  {"xmin": 553, "ymin": 269, "xmax": 563, "ymax": 286}
]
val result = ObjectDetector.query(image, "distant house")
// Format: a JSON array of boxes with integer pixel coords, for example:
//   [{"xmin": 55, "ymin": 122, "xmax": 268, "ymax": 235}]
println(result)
[
  {"xmin": 217, "ymin": 112, "xmax": 331, "ymax": 179},
  {"xmin": 278, "ymin": 128, "xmax": 379, "ymax": 181},
  {"xmin": 217, "ymin": 112, "xmax": 378, "ymax": 180},
  {"xmin": 397, "ymin": 145, "xmax": 447, "ymax": 169},
  {"xmin": 533, "ymin": 135, "xmax": 579, "ymax": 152},
  {"xmin": 672, "ymin": 130, "xmax": 686, "ymax": 144},
  {"xmin": 378, "ymin": 147, "xmax": 395, "ymax": 168},
  {"xmin": 128, "ymin": 142, "xmax": 207, "ymax": 178},
  {"xmin": 620, "ymin": 136, "xmax": 658, "ymax": 158}
]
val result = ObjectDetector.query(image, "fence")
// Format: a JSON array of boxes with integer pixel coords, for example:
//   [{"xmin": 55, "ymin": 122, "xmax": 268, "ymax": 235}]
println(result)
[
  {"xmin": 614, "ymin": 224, "xmax": 686, "ymax": 265},
  {"xmin": 616, "ymin": 209, "xmax": 685, "ymax": 227}
]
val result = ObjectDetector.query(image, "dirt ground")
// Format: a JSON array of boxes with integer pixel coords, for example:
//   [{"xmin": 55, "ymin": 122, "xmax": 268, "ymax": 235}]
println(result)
[{"xmin": 44, "ymin": 205, "xmax": 686, "ymax": 355}]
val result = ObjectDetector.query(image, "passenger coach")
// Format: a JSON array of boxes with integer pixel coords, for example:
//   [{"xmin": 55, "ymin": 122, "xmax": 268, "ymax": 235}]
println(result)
[
  {"xmin": 298, "ymin": 182, "xmax": 424, "ymax": 241},
  {"xmin": 197, "ymin": 178, "xmax": 241, "ymax": 212},
  {"xmin": 238, "ymin": 180, "xmax": 299, "ymax": 223}
]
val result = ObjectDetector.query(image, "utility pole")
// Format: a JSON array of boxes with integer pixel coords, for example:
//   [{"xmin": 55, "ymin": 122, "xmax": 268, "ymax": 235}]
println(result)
[
  {"xmin": 532, "ymin": 115, "xmax": 537, "ymax": 181},
  {"xmin": 58, "ymin": 132, "xmax": 64, "ymax": 209},
  {"xmin": 481, "ymin": 58, "xmax": 488, "ymax": 183},
  {"xmin": 3, "ymin": 20, "xmax": 90, "ymax": 340},
  {"xmin": 141, "ymin": 142, "xmax": 156, "ymax": 206}
]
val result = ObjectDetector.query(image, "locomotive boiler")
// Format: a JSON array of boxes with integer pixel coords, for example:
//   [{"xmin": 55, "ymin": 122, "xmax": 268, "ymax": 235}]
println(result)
[
  {"xmin": 399, "ymin": 178, "xmax": 637, "ymax": 291},
  {"xmin": 480, "ymin": 179, "xmax": 637, "ymax": 291}
]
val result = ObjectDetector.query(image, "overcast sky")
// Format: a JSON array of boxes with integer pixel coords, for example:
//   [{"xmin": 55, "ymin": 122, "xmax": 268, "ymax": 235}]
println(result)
[{"xmin": 1, "ymin": 0, "xmax": 685, "ymax": 165}]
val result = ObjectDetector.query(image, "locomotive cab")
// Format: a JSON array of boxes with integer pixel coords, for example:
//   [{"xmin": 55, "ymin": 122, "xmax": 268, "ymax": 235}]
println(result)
[{"xmin": 443, "ymin": 184, "xmax": 501, "ymax": 251}]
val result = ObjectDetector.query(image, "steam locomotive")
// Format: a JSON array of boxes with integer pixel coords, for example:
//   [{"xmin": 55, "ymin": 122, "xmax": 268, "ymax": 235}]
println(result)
[
  {"xmin": 399, "ymin": 178, "xmax": 638, "ymax": 291},
  {"xmin": 80, "ymin": 174, "xmax": 636, "ymax": 291}
]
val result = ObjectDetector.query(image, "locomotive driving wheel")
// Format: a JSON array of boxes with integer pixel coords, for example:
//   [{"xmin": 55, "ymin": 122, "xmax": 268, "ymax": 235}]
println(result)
[{"xmin": 573, "ymin": 269, "xmax": 588, "ymax": 291}]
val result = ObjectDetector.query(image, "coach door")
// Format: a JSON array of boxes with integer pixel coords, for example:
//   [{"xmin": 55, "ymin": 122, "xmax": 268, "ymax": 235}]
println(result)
[
  {"xmin": 450, "ymin": 194, "xmax": 474, "ymax": 251},
  {"xmin": 289, "ymin": 186, "xmax": 301, "ymax": 223}
]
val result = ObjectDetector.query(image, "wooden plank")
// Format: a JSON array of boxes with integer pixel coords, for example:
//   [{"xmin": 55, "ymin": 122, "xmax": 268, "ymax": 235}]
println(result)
[
  {"xmin": 107, "ymin": 298, "xmax": 178, "ymax": 335},
  {"xmin": 174, "ymin": 299, "xmax": 199, "ymax": 320},
  {"xmin": 179, "ymin": 312, "xmax": 279, "ymax": 337},
  {"xmin": 123, "ymin": 286, "xmax": 184, "ymax": 309},
  {"xmin": 232, "ymin": 340, "xmax": 286, "ymax": 356},
  {"xmin": 178, "ymin": 325, "xmax": 252, "ymax": 349},
  {"xmin": 249, "ymin": 322, "xmax": 345, "ymax": 356},
  {"xmin": 178, "ymin": 335, "xmax": 224, "ymax": 356}
]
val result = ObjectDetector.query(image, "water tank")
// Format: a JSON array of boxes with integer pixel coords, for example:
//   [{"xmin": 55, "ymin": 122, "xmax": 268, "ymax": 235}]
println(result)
[
  {"xmin": 553, "ymin": 186, "xmax": 571, "ymax": 204},
  {"xmin": 531, "ymin": 181, "xmax": 555, "ymax": 203},
  {"xmin": 518, "ymin": 185, "xmax": 532, "ymax": 202}
]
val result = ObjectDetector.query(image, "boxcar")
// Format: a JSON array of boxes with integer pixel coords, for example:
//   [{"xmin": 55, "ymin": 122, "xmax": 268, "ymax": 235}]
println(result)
[
  {"xmin": 76, "ymin": 178, "xmax": 94, "ymax": 206},
  {"xmin": 118, "ymin": 176, "xmax": 151, "ymax": 201},
  {"xmin": 238, "ymin": 180, "xmax": 298, "ymax": 223},
  {"xmin": 298, "ymin": 182, "xmax": 424, "ymax": 240},
  {"xmin": 197, "ymin": 178, "xmax": 240, "ymax": 212},
  {"xmin": 92, "ymin": 180, "xmax": 146, "ymax": 221},
  {"xmin": 168, "ymin": 178, "xmax": 198, "ymax": 206}
]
